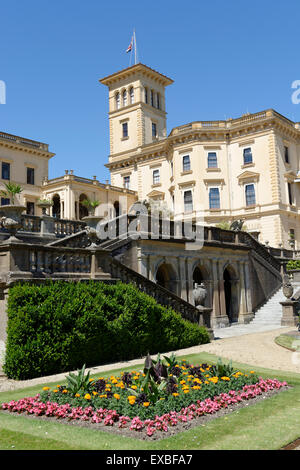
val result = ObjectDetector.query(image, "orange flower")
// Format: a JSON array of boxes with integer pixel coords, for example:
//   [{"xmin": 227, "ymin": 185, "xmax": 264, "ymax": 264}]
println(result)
[{"xmin": 143, "ymin": 402, "xmax": 150, "ymax": 407}]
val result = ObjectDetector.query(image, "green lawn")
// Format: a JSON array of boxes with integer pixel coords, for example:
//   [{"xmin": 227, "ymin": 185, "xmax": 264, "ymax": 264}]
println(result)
[{"xmin": 1, "ymin": 352, "xmax": 300, "ymax": 450}]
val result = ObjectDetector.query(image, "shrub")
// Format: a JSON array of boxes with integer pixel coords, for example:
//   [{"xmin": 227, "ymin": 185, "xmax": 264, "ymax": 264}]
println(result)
[
  {"xmin": 286, "ymin": 260, "xmax": 300, "ymax": 271},
  {"xmin": 3, "ymin": 281, "xmax": 210, "ymax": 380}
]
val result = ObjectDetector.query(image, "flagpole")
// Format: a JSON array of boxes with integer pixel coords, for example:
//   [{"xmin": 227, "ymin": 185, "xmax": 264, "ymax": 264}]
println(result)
[{"xmin": 134, "ymin": 29, "xmax": 137, "ymax": 64}]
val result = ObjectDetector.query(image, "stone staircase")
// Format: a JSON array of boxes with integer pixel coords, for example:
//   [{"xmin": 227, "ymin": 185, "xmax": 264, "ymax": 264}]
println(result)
[{"xmin": 213, "ymin": 284, "xmax": 299, "ymax": 339}]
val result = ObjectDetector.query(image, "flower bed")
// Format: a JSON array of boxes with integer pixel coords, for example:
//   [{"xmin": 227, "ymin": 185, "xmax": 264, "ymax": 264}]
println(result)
[{"xmin": 1, "ymin": 355, "xmax": 288, "ymax": 438}]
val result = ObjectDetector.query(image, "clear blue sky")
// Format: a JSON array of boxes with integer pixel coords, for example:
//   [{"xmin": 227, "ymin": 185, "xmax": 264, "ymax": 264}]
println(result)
[{"xmin": 0, "ymin": 0, "xmax": 299, "ymax": 181}]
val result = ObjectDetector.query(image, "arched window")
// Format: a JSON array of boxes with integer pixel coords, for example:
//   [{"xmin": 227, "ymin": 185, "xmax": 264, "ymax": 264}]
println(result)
[
  {"xmin": 115, "ymin": 92, "xmax": 120, "ymax": 110},
  {"xmin": 122, "ymin": 90, "xmax": 127, "ymax": 107},
  {"xmin": 130, "ymin": 87, "xmax": 134, "ymax": 104},
  {"xmin": 151, "ymin": 90, "xmax": 155, "ymax": 107},
  {"xmin": 157, "ymin": 92, "xmax": 160, "ymax": 109}
]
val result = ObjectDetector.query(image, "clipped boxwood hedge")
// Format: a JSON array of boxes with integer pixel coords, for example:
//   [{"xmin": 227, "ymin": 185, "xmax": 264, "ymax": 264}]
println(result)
[{"xmin": 3, "ymin": 280, "xmax": 210, "ymax": 380}]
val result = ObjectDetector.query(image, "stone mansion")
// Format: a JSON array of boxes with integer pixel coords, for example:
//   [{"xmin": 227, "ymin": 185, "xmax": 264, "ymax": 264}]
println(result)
[{"xmin": 0, "ymin": 62, "xmax": 300, "ymax": 249}]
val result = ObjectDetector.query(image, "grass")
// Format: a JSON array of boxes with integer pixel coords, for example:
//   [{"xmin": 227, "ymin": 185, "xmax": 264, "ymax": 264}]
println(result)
[
  {"xmin": 1, "ymin": 351, "xmax": 300, "ymax": 450},
  {"xmin": 275, "ymin": 333, "xmax": 300, "ymax": 351}
]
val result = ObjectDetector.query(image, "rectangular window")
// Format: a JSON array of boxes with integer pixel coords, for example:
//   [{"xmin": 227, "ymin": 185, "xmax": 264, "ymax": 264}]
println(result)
[
  {"xmin": 1, "ymin": 197, "xmax": 10, "ymax": 206},
  {"xmin": 151, "ymin": 90, "xmax": 154, "ymax": 107},
  {"xmin": 243, "ymin": 147, "xmax": 253, "ymax": 165},
  {"xmin": 123, "ymin": 175, "xmax": 130, "ymax": 189},
  {"xmin": 182, "ymin": 155, "xmax": 191, "ymax": 172},
  {"xmin": 245, "ymin": 183, "xmax": 256, "ymax": 206},
  {"xmin": 152, "ymin": 122, "xmax": 157, "ymax": 138},
  {"xmin": 153, "ymin": 169, "xmax": 160, "ymax": 185},
  {"xmin": 288, "ymin": 182, "xmax": 293, "ymax": 205},
  {"xmin": 27, "ymin": 167, "xmax": 35, "ymax": 185},
  {"xmin": 122, "ymin": 122, "xmax": 128, "ymax": 138},
  {"xmin": 209, "ymin": 187, "xmax": 220, "ymax": 209},
  {"xmin": 207, "ymin": 152, "xmax": 218, "ymax": 168},
  {"xmin": 184, "ymin": 190, "xmax": 193, "ymax": 212},
  {"xmin": 26, "ymin": 201, "xmax": 35, "ymax": 215},
  {"xmin": 1, "ymin": 162, "xmax": 10, "ymax": 180},
  {"xmin": 284, "ymin": 146, "xmax": 289, "ymax": 163}
]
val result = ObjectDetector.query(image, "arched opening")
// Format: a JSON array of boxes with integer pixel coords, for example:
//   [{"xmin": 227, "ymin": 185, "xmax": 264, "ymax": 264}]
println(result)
[
  {"xmin": 79, "ymin": 193, "xmax": 89, "ymax": 220},
  {"xmin": 114, "ymin": 201, "xmax": 120, "ymax": 218},
  {"xmin": 52, "ymin": 194, "xmax": 60, "ymax": 218},
  {"xmin": 192, "ymin": 265, "xmax": 210, "ymax": 307},
  {"xmin": 223, "ymin": 265, "xmax": 238, "ymax": 323},
  {"xmin": 155, "ymin": 262, "xmax": 177, "ymax": 294}
]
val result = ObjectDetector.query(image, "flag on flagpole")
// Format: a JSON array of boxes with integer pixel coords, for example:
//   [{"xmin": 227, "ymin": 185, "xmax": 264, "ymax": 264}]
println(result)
[{"xmin": 126, "ymin": 36, "xmax": 134, "ymax": 53}]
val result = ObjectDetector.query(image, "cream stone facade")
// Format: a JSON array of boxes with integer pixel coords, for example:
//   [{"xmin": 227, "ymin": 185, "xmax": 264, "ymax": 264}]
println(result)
[
  {"xmin": 0, "ymin": 133, "xmax": 137, "ymax": 221},
  {"xmin": 100, "ymin": 64, "xmax": 300, "ymax": 249},
  {"xmin": 1, "ymin": 63, "xmax": 300, "ymax": 251}
]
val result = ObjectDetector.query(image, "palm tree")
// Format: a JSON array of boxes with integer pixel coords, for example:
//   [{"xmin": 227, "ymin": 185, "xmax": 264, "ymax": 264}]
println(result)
[
  {"xmin": 81, "ymin": 198, "xmax": 100, "ymax": 215},
  {"xmin": 0, "ymin": 182, "xmax": 23, "ymax": 205}
]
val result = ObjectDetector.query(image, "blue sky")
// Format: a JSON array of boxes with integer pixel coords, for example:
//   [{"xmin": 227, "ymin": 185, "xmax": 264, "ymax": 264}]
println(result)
[{"xmin": 0, "ymin": 0, "xmax": 299, "ymax": 181}]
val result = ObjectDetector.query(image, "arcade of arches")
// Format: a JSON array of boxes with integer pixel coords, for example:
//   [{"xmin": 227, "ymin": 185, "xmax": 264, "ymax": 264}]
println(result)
[{"xmin": 118, "ymin": 237, "xmax": 280, "ymax": 328}]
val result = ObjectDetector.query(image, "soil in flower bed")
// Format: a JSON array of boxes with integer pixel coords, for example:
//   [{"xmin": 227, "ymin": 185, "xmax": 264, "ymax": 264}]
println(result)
[{"xmin": 0, "ymin": 387, "xmax": 289, "ymax": 441}]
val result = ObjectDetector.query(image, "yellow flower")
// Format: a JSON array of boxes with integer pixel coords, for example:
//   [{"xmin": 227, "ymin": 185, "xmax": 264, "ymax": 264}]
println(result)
[
  {"xmin": 183, "ymin": 389, "xmax": 190, "ymax": 394},
  {"xmin": 84, "ymin": 393, "xmax": 91, "ymax": 400},
  {"xmin": 75, "ymin": 393, "xmax": 80, "ymax": 397},
  {"xmin": 250, "ymin": 371, "xmax": 255, "ymax": 374},
  {"xmin": 172, "ymin": 393, "xmax": 179, "ymax": 397},
  {"xmin": 180, "ymin": 380, "xmax": 186, "ymax": 385},
  {"xmin": 192, "ymin": 385, "xmax": 201, "ymax": 390},
  {"xmin": 62, "ymin": 389, "xmax": 68, "ymax": 393},
  {"xmin": 133, "ymin": 375, "xmax": 139, "ymax": 380},
  {"xmin": 143, "ymin": 402, "xmax": 150, "ymax": 407},
  {"xmin": 131, "ymin": 385, "xmax": 137, "ymax": 390},
  {"xmin": 128, "ymin": 395, "xmax": 136, "ymax": 405},
  {"xmin": 42, "ymin": 387, "xmax": 50, "ymax": 391},
  {"xmin": 221, "ymin": 376, "xmax": 230, "ymax": 381},
  {"xmin": 53, "ymin": 389, "xmax": 58, "ymax": 393},
  {"xmin": 93, "ymin": 391, "xmax": 98, "ymax": 396},
  {"xmin": 113, "ymin": 393, "xmax": 120, "ymax": 400}
]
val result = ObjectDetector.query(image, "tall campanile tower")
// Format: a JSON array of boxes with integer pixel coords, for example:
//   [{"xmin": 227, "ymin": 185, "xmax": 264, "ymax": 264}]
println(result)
[{"xmin": 99, "ymin": 64, "xmax": 173, "ymax": 188}]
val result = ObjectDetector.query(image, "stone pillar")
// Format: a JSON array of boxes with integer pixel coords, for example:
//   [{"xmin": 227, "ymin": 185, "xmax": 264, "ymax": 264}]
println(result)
[
  {"xmin": 211, "ymin": 259, "xmax": 229, "ymax": 327},
  {"xmin": 280, "ymin": 301, "xmax": 299, "ymax": 327}
]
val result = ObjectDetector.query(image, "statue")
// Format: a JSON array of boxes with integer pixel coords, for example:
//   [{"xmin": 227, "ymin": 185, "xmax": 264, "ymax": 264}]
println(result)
[
  {"xmin": 230, "ymin": 219, "xmax": 244, "ymax": 232},
  {"xmin": 193, "ymin": 283, "xmax": 207, "ymax": 310}
]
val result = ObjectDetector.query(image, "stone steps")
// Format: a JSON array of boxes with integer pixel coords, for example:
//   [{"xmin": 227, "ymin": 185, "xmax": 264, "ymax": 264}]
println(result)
[{"xmin": 213, "ymin": 284, "xmax": 295, "ymax": 338}]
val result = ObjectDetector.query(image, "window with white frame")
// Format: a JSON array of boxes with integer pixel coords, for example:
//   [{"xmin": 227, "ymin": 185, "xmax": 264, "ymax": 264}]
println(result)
[
  {"xmin": 243, "ymin": 147, "xmax": 253, "ymax": 165},
  {"xmin": 209, "ymin": 187, "xmax": 220, "ymax": 209},
  {"xmin": 122, "ymin": 122, "xmax": 128, "ymax": 138},
  {"xmin": 245, "ymin": 183, "xmax": 256, "ymax": 206},
  {"xmin": 153, "ymin": 169, "xmax": 160, "ymax": 185},
  {"xmin": 152, "ymin": 122, "xmax": 157, "ymax": 138},
  {"xmin": 130, "ymin": 87, "xmax": 134, "ymax": 104},
  {"xmin": 184, "ymin": 190, "xmax": 193, "ymax": 212},
  {"xmin": 207, "ymin": 152, "xmax": 218, "ymax": 168},
  {"xmin": 182, "ymin": 155, "xmax": 191, "ymax": 172},
  {"xmin": 151, "ymin": 90, "xmax": 154, "ymax": 107},
  {"xmin": 122, "ymin": 89, "xmax": 127, "ymax": 107},
  {"xmin": 115, "ymin": 92, "xmax": 120, "ymax": 110},
  {"xmin": 123, "ymin": 175, "xmax": 130, "ymax": 189}
]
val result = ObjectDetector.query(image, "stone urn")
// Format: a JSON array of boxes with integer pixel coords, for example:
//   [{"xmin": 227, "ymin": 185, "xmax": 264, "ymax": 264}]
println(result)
[
  {"xmin": 0, "ymin": 205, "xmax": 26, "ymax": 241},
  {"xmin": 82, "ymin": 215, "xmax": 104, "ymax": 247},
  {"xmin": 193, "ymin": 282, "xmax": 207, "ymax": 309},
  {"xmin": 283, "ymin": 278, "xmax": 294, "ymax": 299},
  {"xmin": 37, "ymin": 200, "xmax": 53, "ymax": 216}
]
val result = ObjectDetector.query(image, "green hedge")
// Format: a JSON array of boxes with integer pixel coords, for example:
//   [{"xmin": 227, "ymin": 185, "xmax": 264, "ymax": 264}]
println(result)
[
  {"xmin": 286, "ymin": 260, "xmax": 300, "ymax": 271},
  {"xmin": 3, "ymin": 281, "xmax": 210, "ymax": 380}
]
